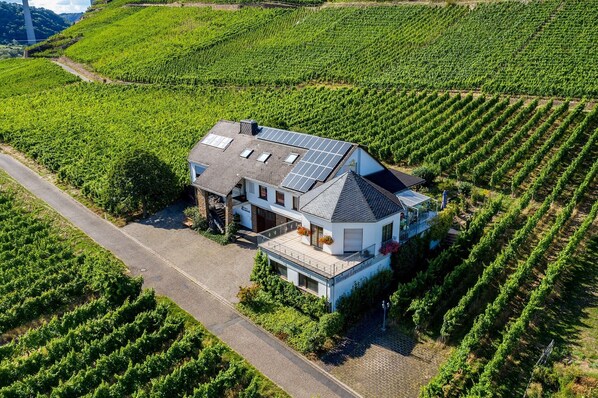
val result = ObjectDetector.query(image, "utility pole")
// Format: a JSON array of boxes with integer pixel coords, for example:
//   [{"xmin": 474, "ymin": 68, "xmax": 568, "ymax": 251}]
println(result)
[{"xmin": 22, "ymin": 0, "xmax": 37, "ymax": 45}]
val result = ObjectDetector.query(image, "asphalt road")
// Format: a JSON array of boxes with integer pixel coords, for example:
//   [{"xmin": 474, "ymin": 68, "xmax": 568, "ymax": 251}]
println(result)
[{"xmin": 0, "ymin": 153, "xmax": 360, "ymax": 398}]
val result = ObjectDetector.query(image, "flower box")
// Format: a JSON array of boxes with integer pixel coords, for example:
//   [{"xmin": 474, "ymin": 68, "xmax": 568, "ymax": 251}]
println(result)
[
  {"xmin": 297, "ymin": 226, "xmax": 310, "ymax": 236},
  {"xmin": 318, "ymin": 235, "xmax": 334, "ymax": 245},
  {"xmin": 380, "ymin": 240, "xmax": 400, "ymax": 255}
]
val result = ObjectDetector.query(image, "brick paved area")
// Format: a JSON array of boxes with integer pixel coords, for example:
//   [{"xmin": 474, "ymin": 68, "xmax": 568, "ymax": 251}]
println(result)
[{"xmin": 319, "ymin": 312, "xmax": 449, "ymax": 398}]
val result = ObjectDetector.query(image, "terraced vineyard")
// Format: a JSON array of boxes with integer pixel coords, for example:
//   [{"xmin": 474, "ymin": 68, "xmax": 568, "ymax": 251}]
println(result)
[
  {"xmin": 35, "ymin": 0, "xmax": 598, "ymax": 97},
  {"xmin": 0, "ymin": 171, "xmax": 285, "ymax": 398}
]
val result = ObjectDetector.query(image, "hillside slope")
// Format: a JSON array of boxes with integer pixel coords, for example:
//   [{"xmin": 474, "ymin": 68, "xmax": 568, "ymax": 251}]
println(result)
[
  {"xmin": 33, "ymin": 0, "xmax": 598, "ymax": 97},
  {"xmin": 0, "ymin": 1, "xmax": 70, "ymax": 44}
]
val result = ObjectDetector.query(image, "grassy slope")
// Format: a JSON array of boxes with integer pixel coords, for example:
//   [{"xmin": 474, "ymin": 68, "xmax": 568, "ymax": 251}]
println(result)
[
  {"xmin": 0, "ymin": 58, "xmax": 79, "ymax": 98},
  {"xmin": 0, "ymin": 168, "xmax": 288, "ymax": 397},
  {"xmin": 34, "ymin": 0, "xmax": 598, "ymax": 97}
]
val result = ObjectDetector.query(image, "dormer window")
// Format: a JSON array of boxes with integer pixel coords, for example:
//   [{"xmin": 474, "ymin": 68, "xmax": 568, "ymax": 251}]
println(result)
[
  {"xmin": 240, "ymin": 149, "xmax": 253, "ymax": 158},
  {"xmin": 257, "ymin": 152, "xmax": 271, "ymax": 163},
  {"xmin": 284, "ymin": 153, "xmax": 299, "ymax": 164}
]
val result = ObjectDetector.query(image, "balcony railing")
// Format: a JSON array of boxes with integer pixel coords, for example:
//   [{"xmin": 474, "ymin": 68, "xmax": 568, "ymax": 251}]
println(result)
[
  {"xmin": 257, "ymin": 220, "xmax": 300, "ymax": 241},
  {"xmin": 257, "ymin": 221, "xmax": 377, "ymax": 278},
  {"xmin": 400, "ymin": 211, "xmax": 437, "ymax": 241},
  {"xmin": 331, "ymin": 243, "xmax": 376, "ymax": 276}
]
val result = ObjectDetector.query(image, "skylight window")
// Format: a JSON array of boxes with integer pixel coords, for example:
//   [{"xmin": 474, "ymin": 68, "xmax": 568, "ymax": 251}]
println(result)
[
  {"xmin": 240, "ymin": 149, "xmax": 253, "ymax": 158},
  {"xmin": 257, "ymin": 152, "xmax": 271, "ymax": 163},
  {"xmin": 201, "ymin": 133, "xmax": 233, "ymax": 150},
  {"xmin": 284, "ymin": 153, "xmax": 299, "ymax": 164}
]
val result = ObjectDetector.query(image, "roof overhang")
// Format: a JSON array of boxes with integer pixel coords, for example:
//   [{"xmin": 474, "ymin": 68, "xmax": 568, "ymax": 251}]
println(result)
[{"xmin": 396, "ymin": 189, "xmax": 432, "ymax": 207}]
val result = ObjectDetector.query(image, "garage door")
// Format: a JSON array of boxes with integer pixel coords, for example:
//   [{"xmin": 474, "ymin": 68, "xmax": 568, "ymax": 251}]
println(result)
[{"xmin": 343, "ymin": 229, "xmax": 363, "ymax": 253}]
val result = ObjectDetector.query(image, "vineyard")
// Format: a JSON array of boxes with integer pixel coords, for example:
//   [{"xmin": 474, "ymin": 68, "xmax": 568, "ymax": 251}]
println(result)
[
  {"xmin": 0, "ymin": 58, "xmax": 78, "ymax": 98},
  {"xmin": 0, "ymin": 83, "xmax": 596, "ymax": 216},
  {"xmin": 0, "ymin": 0, "xmax": 597, "ymax": 395},
  {"xmin": 0, "ymin": 171, "xmax": 286, "ymax": 397},
  {"xmin": 34, "ymin": 0, "xmax": 598, "ymax": 97}
]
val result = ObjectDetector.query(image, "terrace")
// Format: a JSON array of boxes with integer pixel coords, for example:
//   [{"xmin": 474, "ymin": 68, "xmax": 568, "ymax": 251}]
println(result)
[
  {"xmin": 397, "ymin": 190, "xmax": 439, "ymax": 241},
  {"xmin": 257, "ymin": 221, "xmax": 377, "ymax": 279}
]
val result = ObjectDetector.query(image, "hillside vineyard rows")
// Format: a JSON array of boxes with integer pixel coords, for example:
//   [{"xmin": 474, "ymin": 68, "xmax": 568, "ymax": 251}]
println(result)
[
  {"xmin": 1, "ymin": 0, "xmax": 597, "ymax": 396},
  {"xmin": 37, "ymin": 0, "xmax": 598, "ymax": 97},
  {"xmin": 0, "ymin": 173, "xmax": 285, "ymax": 398},
  {"xmin": 1, "ymin": 80, "xmax": 597, "ymax": 396}
]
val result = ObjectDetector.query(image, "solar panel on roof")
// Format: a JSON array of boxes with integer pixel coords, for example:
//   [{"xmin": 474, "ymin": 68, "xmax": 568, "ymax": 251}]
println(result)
[
  {"xmin": 256, "ymin": 125, "xmax": 354, "ymax": 192},
  {"xmin": 202, "ymin": 133, "xmax": 233, "ymax": 150}
]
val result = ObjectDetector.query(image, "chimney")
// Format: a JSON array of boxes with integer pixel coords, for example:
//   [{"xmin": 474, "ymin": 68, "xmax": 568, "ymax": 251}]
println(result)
[{"xmin": 240, "ymin": 120, "xmax": 259, "ymax": 136}]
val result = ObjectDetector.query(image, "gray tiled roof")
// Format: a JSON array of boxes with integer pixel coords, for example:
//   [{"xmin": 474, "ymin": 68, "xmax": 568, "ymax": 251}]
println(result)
[
  {"xmin": 188, "ymin": 121, "xmax": 308, "ymax": 196},
  {"xmin": 364, "ymin": 168, "xmax": 425, "ymax": 193},
  {"xmin": 299, "ymin": 171, "xmax": 405, "ymax": 222}
]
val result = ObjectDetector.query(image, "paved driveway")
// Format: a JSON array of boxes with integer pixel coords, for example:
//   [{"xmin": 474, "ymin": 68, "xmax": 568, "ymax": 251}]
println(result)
[
  {"xmin": 123, "ymin": 201, "xmax": 255, "ymax": 303},
  {"xmin": 0, "ymin": 153, "xmax": 358, "ymax": 398}
]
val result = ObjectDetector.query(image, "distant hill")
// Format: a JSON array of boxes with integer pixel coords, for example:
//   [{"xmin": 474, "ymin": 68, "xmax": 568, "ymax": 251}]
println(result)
[
  {"xmin": 0, "ymin": 1, "xmax": 70, "ymax": 44},
  {"xmin": 60, "ymin": 12, "xmax": 84, "ymax": 24}
]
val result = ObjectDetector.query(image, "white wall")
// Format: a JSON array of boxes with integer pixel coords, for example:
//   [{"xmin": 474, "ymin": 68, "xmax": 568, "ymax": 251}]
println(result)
[
  {"xmin": 335, "ymin": 148, "xmax": 384, "ymax": 177},
  {"xmin": 301, "ymin": 212, "xmax": 403, "ymax": 255},
  {"xmin": 268, "ymin": 254, "xmax": 328, "ymax": 299},
  {"xmin": 233, "ymin": 203, "xmax": 252, "ymax": 229},
  {"xmin": 245, "ymin": 179, "xmax": 302, "ymax": 221}
]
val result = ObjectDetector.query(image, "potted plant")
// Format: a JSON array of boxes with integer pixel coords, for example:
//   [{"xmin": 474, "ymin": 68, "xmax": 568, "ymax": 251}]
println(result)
[
  {"xmin": 297, "ymin": 226, "xmax": 310, "ymax": 236},
  {"xmin": 380, "ymin": 240, "xmax": 400, "ymax": 255},
  {"xmin": 318, "ymin": 235, "xmax": 334, "ymax": 246}
]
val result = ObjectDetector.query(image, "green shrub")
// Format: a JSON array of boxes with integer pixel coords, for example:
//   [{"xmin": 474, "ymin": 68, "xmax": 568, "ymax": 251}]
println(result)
[
  {"xmin": 318, "ymin": 312, "xmax": 344, "ymax": 338},
  {"xmin": 413, "ymin": 164, "xmax": 441, "ymax": 186},
  {"xmin": 457, "ymin": 181, "xmax": 473, "ymax": 197},
  {"xmin": 237, "ymin": 284, "xmax": 260, "ymax": 304},
  {"xmin": 336, "ymin": 270, "xmax": 394, "ymax": 325},
  {"xmin": 250, "ymin": 250, "xmax": 327, "ymax": 319},
  {"xmin": 427, "ymin": 204, "xmax": 457, "ymax": 242},
  {"xmin": 183, "ymin": 207, "xmax": 208, "ymax": 231},
  {"xmin": 103, "ymin": 149, "xmax": 179, "ymax": 218}
]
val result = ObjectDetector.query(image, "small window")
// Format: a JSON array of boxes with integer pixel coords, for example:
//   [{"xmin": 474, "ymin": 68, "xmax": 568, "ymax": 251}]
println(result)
[
  {"xmin": 194, "ymin": 165, "xmax": 204, "ymax": 178},
  {"xmin": 257, "ymin": 152, "xmax": 271, "ymax": 163},
  {"xmin": 298, "ymin": 274, "xmax": 318, "ymax": 294},
  {"xmin": 259, "ymin": 185, "xmax": 268, "ymax": 200},
  {"xmin": 271, "ymin": 260, "xmax": 287, "ymax": 279},
  {"xmin": 292, "ymin": 196, "xmax": 299, "ymax": 211},
  {"xmin": 276, "ymin": 191, "xmax": 285, "ymax": 206},
  {"xmin": 285, "ymin": 153, "xmax": 299, "ymax": 164},
  {"xmin": 240, "ymin": 149, "xmax": 253, "ymax": 158},
  {"xmin": 382, "ymin": 222, "xmax": 393, "ymax": 243}
]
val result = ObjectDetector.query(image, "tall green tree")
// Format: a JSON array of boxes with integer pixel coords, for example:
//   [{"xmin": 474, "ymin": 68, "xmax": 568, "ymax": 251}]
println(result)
[{"xmin": 105, "ymin": 149, "xmax": 178, "ymax": 218}]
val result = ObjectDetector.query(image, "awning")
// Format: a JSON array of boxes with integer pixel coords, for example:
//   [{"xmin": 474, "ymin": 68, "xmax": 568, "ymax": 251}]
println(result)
[{"xmin": 396, "ymin": 189, "xmax": 432, "ymax": 207}]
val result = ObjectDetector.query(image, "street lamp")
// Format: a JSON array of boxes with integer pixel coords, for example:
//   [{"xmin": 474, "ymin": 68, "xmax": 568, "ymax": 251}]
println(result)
[{"xmin": 381, "ymin": 300, "xmax": 390, "ymax": 331}]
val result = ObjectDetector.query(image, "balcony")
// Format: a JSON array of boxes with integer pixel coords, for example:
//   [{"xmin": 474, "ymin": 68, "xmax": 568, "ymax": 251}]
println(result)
[
  {"xmin": 400, "ymin": 210, "xmax": 438, "ymax": 241},
  {"xmin": 257, "ymin": 221, "xmax": 378, "ymax": 279}
]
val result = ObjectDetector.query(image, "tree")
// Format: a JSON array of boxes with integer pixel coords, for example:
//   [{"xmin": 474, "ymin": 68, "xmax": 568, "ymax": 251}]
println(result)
[{"xmin": 104, "ymin": 149, "xmax": 178, "ymax": 218}]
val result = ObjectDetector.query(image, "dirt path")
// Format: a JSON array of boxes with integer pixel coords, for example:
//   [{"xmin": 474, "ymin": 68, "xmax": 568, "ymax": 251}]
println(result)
[{"xmin": 52, "ymin": 56, "xmax": 118, "ymax": 83}]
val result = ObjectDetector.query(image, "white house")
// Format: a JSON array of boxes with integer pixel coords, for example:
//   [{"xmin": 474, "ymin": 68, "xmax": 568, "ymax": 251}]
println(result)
[{"xmin": 188, "ymin": 120, "xmax": 438, "ymax": 310}]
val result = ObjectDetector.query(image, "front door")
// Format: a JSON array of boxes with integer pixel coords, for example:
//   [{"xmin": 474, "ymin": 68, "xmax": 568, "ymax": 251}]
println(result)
[
  {"xmin": 310, "ymin": 224, "xmax": 324, "ymax": 249},
  {"xmin": 256, "ymin": 207, "xmax": 277, "ymax": 232}
]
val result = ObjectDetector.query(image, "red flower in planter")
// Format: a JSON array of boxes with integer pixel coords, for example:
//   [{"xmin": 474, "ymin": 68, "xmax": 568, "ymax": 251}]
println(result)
[
  {"xmin": 380, "ymin": 240, "xmax": 400, "ymax": 255},
  {"xmin": 297, "ymin": 226, "xmax": 310, "ymax": 236}
]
